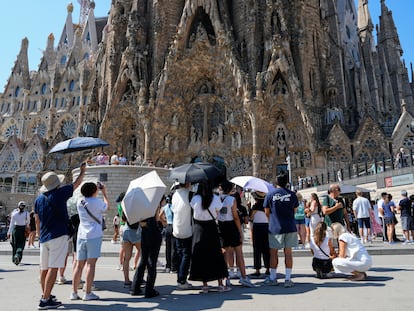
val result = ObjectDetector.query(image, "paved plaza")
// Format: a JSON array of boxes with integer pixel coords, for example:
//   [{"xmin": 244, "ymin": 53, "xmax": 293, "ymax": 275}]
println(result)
[{"xmin": 0, "ymin": 238, "xmax": 413, "ymax": 311}]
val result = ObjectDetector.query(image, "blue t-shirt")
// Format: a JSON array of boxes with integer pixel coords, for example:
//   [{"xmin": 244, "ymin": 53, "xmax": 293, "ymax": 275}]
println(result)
[
  {"xmin": 162, "ymin": 203, "xmax": 174, "ymax": 224},
  {"xmin": 264, "ymin": 187, "xmax": 298, "ymax": 234},
  {"xmin": 382, "ymin": 200, "xmax": 395, "ymax": 218},
  {"xmin": 34, "ymin": 184, "xmax": 74, "ymax": 243}
]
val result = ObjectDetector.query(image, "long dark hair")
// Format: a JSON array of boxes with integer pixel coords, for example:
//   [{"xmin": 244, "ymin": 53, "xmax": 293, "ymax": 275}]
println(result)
[
  {"xmin": 311, "ymin": 193, "xmax": 322, "ymax": 216},
  {"xmin": 196, "ymin": 181, "xmax": 214, "ymax": 210}
]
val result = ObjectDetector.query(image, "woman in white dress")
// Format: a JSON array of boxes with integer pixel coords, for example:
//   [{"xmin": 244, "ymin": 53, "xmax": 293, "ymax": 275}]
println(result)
[
  {"xmin": 308, "ymin": 193, "xmax": 323, "ymax": 235},
  {"xmin": 331, "ymin": 223, "xmax": 372, "ymax": 281}
]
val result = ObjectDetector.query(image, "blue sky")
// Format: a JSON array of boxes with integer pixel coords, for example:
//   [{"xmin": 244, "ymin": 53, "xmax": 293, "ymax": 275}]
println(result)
[{"xmin": 0, "ymin": 1, "xmax": 413, "ymax": 90}]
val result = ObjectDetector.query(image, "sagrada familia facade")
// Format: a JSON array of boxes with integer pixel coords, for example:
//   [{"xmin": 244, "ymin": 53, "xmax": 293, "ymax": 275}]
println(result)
[{"xmin": 1, "ymin": 0, "xmax": 414, "ymax": 193}]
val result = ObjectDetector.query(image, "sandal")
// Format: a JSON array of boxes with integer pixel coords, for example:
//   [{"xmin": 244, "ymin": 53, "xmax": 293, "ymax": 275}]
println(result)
[{"xmin": 351, "ymin": 272, "xmax": 367, "ymax": 281}]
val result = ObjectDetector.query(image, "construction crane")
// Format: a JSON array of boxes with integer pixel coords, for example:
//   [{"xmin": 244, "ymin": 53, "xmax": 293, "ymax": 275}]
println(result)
[{"xmin": 78, "ymin": 0, "xmax": 91, "ymax": 26}]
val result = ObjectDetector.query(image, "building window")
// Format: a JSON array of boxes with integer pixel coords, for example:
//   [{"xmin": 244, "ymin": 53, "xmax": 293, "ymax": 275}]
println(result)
[
  {"xmin": 69, "ymin": 80, "xmax": 75, "ymax": 92},
  {"xmin": 41, "ymin": 83, "xmax": 47, "ymax": 94},
  {"xmin": 62, "ymin": 119, "xmax": 76, "ymax": 138}
]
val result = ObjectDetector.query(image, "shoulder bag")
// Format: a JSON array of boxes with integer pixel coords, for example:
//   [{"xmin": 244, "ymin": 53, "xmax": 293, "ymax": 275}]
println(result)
[{"xmin": 80, "ymin": 200, "xmax": 106, "ymax": 231}]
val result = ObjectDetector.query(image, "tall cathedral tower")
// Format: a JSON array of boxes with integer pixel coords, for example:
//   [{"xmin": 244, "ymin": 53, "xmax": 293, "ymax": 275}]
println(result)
[{"xmin": 1, "ymin": 0, "xmax": 414, "ymax": 188}]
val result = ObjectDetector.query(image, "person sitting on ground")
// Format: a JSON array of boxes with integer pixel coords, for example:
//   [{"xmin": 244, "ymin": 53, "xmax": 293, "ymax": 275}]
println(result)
[
  {"xmin": 309, "ymin": 222, "xmax": 336, "ymax": 278},
  {"xmin": 331, "ymin": 222, "xmax": 372, "ymax": 281}
]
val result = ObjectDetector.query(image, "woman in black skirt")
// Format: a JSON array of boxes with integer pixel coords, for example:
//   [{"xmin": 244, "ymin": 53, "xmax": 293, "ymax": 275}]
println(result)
[{"xmin": 189, "ymin": 182, "xmax": 230, "ymax": 293}]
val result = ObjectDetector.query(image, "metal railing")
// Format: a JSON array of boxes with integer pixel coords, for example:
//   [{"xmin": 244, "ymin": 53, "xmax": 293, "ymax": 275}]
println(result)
[{"xmin": 293, "ymin": 153, "xmax": 413, "ymax": 190}]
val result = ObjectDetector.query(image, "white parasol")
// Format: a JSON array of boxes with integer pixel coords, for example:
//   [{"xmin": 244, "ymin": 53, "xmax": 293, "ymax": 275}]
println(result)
[{"xmin": 121, "ymin": 170, "xmax": 166, "ymax": 224}]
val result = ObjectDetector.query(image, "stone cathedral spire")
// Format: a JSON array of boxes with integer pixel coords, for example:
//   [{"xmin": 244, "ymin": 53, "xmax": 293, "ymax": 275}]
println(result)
[{"xmin": 357, "ymin": 0, "xmax": 374, "ymax": 44}]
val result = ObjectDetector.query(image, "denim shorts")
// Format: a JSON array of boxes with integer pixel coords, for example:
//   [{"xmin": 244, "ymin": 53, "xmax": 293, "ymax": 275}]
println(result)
[
  {"xmin": 77, "ymin": 237, "xmax": 102, "ymax": 260},
  {"xmin": 357, "ymin": 217, "xmax": 371, "ymax": 229},
  {"xmin": 123, "ymin": 226, "xmax": 142, "ymax": 244},
  {"xmin": 295, "ymin": 219, "xmax": 305, "ymax": 225}
]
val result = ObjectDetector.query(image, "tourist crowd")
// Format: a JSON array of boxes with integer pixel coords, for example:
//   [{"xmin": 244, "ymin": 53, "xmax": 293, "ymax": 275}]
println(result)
[{"xmin": 7, "ymin": 163, "xmax": 414, "ymax": 310}]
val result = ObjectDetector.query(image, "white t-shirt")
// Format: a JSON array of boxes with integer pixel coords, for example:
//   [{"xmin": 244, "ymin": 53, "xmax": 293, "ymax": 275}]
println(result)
[
  {"xmin": 191, "ymin": 194, "xmax": 222, "ymax": 221},
  {"xmin": 217, "ymin": 195, "xmax": 235, "ymax": 222},
  {"xmin": 77, "ymin": 197, "xmax": 108, "ymax": 239},
  {"xmin": 352, "ymin": 196, "xmax": 371, "ymax": 218},
  {"xmin": 310, "ymin": 235, "xmax": 331, "ymax": 260},
  {"xmin": 338, "ymin": 232, "xmax": 369, "ymax": 260},
  {"xmin": 253, "ymin": 210, "xmax": 268, "ymax": 223},
  {"xmin": 377, "ymin": 198, "xmax": 384, "ymax": 218},
  {"xmin": 171, "ymin": 188, "xmax": 193, "ymax": 239}
]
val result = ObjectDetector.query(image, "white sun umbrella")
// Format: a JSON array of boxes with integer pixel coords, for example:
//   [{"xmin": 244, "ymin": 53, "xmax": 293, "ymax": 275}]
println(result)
[
  {"xmin": 121, "ymin": 170, "xmax": 167, "ymax": 224},
  {"xmin": 230, "ymin": 175, "xmax": 275, "ymax": 193}
]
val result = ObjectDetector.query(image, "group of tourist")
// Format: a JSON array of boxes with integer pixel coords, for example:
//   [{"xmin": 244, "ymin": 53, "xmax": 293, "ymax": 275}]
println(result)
[{"xmin": 8, "ymin": 161, "xmax": 401, "ymax": 310}]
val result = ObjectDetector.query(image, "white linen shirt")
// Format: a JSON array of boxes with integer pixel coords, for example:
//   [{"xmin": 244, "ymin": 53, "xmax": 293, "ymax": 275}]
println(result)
[
  {"xmin": 8, "ymin": 209, "xmax": 30, "ymax": 234},
  {"xmin": 171, "ymin": 188, "xmax": 193, "ymax": 239},
  {"xmin": 77, "ymin": 197, "xmax": 108, "ymax": 240},
  {"xmin": 191, "ymin": 194, "xmax": 222, "ymax": 221}
]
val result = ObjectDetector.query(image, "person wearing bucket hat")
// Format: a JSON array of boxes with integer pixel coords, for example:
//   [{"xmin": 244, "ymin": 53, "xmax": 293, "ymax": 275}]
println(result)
[{"xmin": 34, "ymin": 163, "xmax": 86, "ymax": 310}]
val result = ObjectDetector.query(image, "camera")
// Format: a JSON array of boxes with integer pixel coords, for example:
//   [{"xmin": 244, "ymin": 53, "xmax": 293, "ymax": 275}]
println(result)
[{"xmin": 97, "ymin": 182, "xmax": 104, "ymax": 189}]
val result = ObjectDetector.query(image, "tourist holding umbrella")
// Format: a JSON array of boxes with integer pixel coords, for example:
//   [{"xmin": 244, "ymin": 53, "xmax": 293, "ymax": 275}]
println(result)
[
  {"xmin": 124, "ymin": 171, "xmax": 167, "ymax": 298},
  {"xmin": 189, "ymin": 181, "xmax": 230, "ymax": 293},
  {"xmin": 129, "ymin": 196, "xmax": 165, "ymax": 298},
  {"xmin": 169, "ymin": 162, "xmax": 223, "ymax": 184}
]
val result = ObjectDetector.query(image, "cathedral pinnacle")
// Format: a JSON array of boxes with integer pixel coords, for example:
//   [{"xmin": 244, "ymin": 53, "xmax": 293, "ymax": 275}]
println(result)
[{"xmin": 67, "ymin": 2, "xmax": 74, "ymax": 13}]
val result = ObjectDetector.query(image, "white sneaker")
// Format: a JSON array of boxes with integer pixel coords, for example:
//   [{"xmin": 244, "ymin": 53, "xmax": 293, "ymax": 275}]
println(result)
[
  {"xmin": 177, "ymin": 281, "xmax": 193, "ymax": 290},
  {"xmin": 69, "ymin": 292, "xmax": 80, "ymax": 300},
  {"xmin": 284, "ymin": 280, "xmax": 294, "ymax": 288},
  {"xmin": 116, "ymin": 265, "xmax": 123, "ymax": 270},
  {"xmin": 56, "ymin": 276, "xmax": 66, "ymax": 285},
  {"xmin": 83, "ymin": 292, "xmax": 100, "ymax": 301},
  {"xmin": 239, "ymin": 277, "xmax": 255, "ymax": 288}
]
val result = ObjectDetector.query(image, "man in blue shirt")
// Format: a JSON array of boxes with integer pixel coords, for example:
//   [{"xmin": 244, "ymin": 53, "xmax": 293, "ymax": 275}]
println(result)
[
  {"xmin": 263, "ymin": 173, "xmax": 298, "ymax": 288},
  {"xmin": 34, "ymin": 163, "xmax": 86, "ymax": 310}
]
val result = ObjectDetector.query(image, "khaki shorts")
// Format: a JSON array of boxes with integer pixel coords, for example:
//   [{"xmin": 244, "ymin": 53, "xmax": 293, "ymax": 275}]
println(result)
[
  {"xmin": 268, "ymin": 232, "xmax": 298, "ymax": 249},
  {"xmin": 40, "ymin": 235, "xmax": 69, "ymax": 270}
]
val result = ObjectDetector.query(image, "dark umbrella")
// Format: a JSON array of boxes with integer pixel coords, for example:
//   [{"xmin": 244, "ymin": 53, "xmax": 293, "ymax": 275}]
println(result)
[
  {"xmin": 169, "ymin": 162, "xmax": 223, "ymax": 184},
  {"xmin": 48, "ymin": 137, "xmax": 110, "ymax": 154}
]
